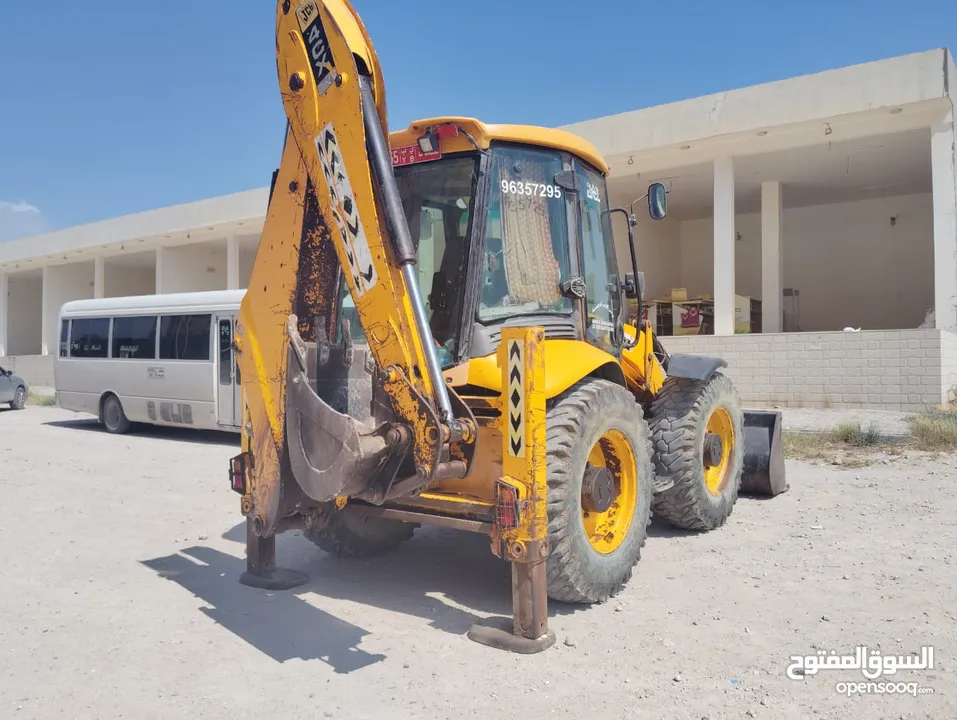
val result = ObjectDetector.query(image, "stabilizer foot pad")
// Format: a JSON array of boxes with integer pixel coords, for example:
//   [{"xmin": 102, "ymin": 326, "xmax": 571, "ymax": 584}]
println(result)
[
  {"xmin": 239, "ymin": 568, "xmax": 310, "ymax": 591},
  {"xmin": 467, "ymin": 617, "xmax": 556, "ymax": 654}
]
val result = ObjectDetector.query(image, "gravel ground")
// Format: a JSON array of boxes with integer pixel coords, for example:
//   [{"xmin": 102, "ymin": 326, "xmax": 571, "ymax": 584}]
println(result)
[{"xmin": 1, "ymin": 406, "xmax": 954, "ymax": 720}]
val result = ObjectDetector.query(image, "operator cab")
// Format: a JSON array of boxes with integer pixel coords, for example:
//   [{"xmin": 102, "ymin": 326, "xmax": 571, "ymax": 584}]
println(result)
[{"xmin": 340, "ymin": 118, "xmax": 667, "ymax": 367}]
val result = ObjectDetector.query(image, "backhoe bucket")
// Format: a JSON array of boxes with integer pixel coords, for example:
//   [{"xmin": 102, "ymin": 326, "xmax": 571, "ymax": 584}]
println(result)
[
  {"xmin": 284, "ymin": 315, "xmax": 415, "ymax": 505},
  {"xmin": 740, "ymin": 409, "xmax": 788, "ymax": 496}
]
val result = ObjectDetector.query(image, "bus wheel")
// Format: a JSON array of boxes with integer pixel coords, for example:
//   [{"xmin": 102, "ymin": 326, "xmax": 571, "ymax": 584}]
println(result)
[{"xmin": 101, "ymin": 393, "xmax": 131, "ymax": 434}]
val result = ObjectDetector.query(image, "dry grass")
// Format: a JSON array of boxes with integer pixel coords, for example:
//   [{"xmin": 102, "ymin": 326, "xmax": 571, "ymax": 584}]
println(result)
[
  {"xmin": 829, "ymin": 420, "xmax": 883, "ymax": 447},
  {"xmin": 784, "ymin": 420, "xmax": 901, "ymax": 468},
  {"xmin": 785, "ymin": 408, "xmax": 957, "ymax": 467},
  {"xmin": 27, "ymin": 393, "xmax": 57, "ymax": 407},
  {"xmin": 907, "ymin": 405, "xmax": 957, "ymax": 452}
]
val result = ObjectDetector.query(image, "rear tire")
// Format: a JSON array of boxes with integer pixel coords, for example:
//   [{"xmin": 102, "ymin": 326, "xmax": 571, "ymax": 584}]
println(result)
[
  {"xmin": 303, "ymin": 504, "xmax": 417, "ymax": 559},
  {"xmin": 10, "ymin": 386, "xmax": 26, "ymax": 410},
  {"xmin": 648, "ymin": 372, "xmax": 745, "ymax": 532},
  {"xmin": 101, "ymin": 393, "xmax": 131, "ymax": 434},
  {"xmin": 545, "ymin": 378, "xmax": 654, "ymax": 605}
]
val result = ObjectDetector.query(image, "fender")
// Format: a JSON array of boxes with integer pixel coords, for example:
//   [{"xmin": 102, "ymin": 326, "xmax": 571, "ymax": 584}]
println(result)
[
  {"xmin": 460, "ymin": 339, "xmax": 625, "ymax": 399},
  {"xmin": 666, "ymin": 353, "xmax": 728, "ymax": 382}
]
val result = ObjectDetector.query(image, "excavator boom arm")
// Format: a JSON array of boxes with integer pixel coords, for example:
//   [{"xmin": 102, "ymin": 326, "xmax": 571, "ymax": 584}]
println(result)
[{"xmin": 234, "ymin": 0, "xmax": 475, "ymax": 535}]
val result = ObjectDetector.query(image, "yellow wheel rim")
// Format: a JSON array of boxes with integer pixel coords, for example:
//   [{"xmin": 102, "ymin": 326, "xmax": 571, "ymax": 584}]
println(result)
[
  {"xmin": 581, "ymin": 430, "xmax": 638, "ymax": 555},
  {"xmin": 704, "ymin": 407, "xmax": 735, "ymax": 495}
]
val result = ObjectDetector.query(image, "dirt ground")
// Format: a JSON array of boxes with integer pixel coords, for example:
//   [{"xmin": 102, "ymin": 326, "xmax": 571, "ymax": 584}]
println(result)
[{"xmin": 1, "ymin": 406, "xmax": 954, "ymax": 720}]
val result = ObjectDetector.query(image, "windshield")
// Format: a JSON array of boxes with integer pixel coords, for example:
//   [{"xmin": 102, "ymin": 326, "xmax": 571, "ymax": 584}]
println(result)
[
  {"xmin": 479, "ymin": 145, "xmax": 572, "ymax": 323},
  {"xmin": 338, "ymin": 154, "xmax": 479, "ymax": 368}
]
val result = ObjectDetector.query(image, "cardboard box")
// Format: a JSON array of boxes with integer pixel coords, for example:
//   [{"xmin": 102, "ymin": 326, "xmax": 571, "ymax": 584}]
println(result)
[
  {"xmin": 735, "ymin": 294, "xmax": 752, "ymax": 333},
  {"xmin": 673, "ymin": 301, "xmax": 705, "ymax": 335}
]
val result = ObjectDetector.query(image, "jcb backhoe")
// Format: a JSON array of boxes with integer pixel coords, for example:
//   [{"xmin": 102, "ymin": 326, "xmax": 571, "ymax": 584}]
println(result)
[{"xmin": 229, "ymin": 0, "xmax": 787, "ymax": 653}]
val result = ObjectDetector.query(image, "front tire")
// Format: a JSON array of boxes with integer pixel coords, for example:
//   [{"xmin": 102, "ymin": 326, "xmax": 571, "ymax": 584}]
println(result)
[
  {"xmin": 545, "ymin": 378, "xmax": 654, "ymax": 605},
  {"xmin": 648, "ymin": 372, "xmax": 745, "ymax": 532},
  {"xmin": 101, "ymin": 393, "xmax": 131, "ymax": 434},
  {"xmin": 10, "ymin": 386, "xmax": 26, "ymax": 410}
]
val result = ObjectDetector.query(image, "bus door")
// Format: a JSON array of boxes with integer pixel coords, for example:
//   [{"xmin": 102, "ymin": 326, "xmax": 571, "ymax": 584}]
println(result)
[{"xmin": 216, "ymin": 315, "xmax": 240, "ymax": 427}]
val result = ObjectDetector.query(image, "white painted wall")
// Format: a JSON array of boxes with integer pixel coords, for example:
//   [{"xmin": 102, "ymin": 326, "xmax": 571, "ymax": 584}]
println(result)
[
  {"xmin": 608, "ymin": 189, "xmax": 682, "ymax": 299},
  {"xmin": 239, "ymin": 245, "xmax": 257, "ymax": 288},
  {"xmin": 43, "ymin": 262, "xmax": 95, "ymax": 353},
  {"xmin": 7, "ymin": 274, "xmax": 41, "ymax": 355},
  {"xmin": 0, "ymin": 188, "xmax": 267, "ymax": 266},
  {"xmin": 677, "ymin": 192, "xmax": 935, "ymax": 331},
  {"xmin": 564, "ymin": 49, "xmax": 949, "ymax": 161},
  {"xmin": 104, "ymin": 266, "xmax": 155, "ymax": 298},
  {"xmin": 158, "ymin": 243, "xmax": 226, "ymax": 293}
]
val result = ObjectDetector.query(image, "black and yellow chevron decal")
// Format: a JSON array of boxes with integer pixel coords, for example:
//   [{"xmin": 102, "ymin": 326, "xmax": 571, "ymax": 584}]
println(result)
[{"xmin": 506, "ymin": 339, "xmax": 525, "ymax": 458}]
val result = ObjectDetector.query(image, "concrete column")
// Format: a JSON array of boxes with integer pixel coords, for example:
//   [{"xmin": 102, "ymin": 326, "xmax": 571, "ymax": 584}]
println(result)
[
  {"xmin": 932, "ymin": 113, "xmax": 957, "ymax": 330},
  {"xmin": 0, "ymin": 272, "xmax": 7, "ymax": 357},
  {"xmin": 155, "ymin": 247, "xmax": 166, "ymax": 294},
  {"xmin": 40, "ymin": 266, "xmax": 50, "ymax": 355},
  {"xmin": 94, "ymin": 256, "xmax": 105, "ymax": 299},
  {"xmin": 226, "ymin": 236, "xmax": 240, "ymax": 290},
  {"xmin": 713, "ymin": 157, "xmax": 736, "ymax": 336},
  {"xmin": 761, "ymin": 181, "xmax": 784, "ymax": 333}
]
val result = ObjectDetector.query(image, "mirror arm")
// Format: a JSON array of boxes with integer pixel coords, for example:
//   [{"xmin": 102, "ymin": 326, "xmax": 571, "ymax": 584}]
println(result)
[{"xmin": 629, "ymin": 195, "xmax": 648, "ymax": 217}]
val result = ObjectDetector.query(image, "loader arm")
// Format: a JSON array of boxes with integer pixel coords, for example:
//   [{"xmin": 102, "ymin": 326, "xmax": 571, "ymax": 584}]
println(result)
[{"xmin": 234, "ymin": 0, "xmax": 476, "ymax": 536}]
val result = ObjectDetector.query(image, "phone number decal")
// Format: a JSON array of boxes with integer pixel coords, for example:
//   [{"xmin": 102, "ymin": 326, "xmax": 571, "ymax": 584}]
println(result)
[{"xmin": 501, "ymin": 180, "xmax": 562, "ymax": 199}]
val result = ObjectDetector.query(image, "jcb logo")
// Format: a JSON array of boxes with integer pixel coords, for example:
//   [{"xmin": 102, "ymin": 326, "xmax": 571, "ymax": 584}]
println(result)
[
  {"xmin": 295, "ymin": 0, "xmax": 318, "ymax": 30},
  {"xmin": 295, "ymin": 0, "xmax": 335, "ymax": 94}
]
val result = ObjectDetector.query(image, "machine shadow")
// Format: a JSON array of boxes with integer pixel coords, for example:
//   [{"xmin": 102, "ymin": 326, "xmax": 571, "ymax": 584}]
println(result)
[
  {"xmin": 646, "ymin": 516, "xmax": 698, "ymax": 538},
  {"xmin": 44, "ymin": 418, "xmax": 238, "ymax": 447},
  {"xmin": 140, "ymin": 544, "xmax": 385, "ymax": 674},
  {"xmin": 219, "ymin": 521, "xmax": 584, "ymax": 632}
]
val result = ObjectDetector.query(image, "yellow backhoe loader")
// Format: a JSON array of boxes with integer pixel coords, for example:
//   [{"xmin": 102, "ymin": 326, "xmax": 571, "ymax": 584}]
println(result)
[{"xmin": 229, "ymin": 0, "xmax": 787, "ymax": 653}]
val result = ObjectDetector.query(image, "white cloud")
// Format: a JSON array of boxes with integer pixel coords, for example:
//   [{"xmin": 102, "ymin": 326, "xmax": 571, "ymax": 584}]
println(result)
[{"xmin": 0, "ymin": 200, "xmax": 49, "ymax": 241}]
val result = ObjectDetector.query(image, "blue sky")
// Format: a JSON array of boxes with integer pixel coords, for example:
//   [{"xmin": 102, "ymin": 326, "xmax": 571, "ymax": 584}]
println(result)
[{"xmin": 0, "ymin": 0, "xmax": 954, "ymax": 241}]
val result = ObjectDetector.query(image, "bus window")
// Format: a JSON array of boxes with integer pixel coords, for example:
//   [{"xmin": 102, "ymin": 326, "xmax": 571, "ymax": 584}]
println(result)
[
  {"xmin": 159, "ymin": 314, "xmax": 212, "ymax": 361},
  {"xmin": 70, "ymin": 318, "xmax": 109, "ymax": 358}
]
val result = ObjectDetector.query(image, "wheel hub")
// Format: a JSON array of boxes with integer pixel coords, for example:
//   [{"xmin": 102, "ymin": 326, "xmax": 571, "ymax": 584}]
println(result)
[
  {"xmin": 581, "ymin": 466, "xmax": 616, "ymax": 513},
  {"xmin": 703, "ymin": 432, "xmax": 723, "ymax": 468}
]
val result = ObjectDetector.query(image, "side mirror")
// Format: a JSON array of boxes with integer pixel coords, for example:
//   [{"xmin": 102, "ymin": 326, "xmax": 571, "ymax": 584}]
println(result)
[
  {"xmin": 622, "ymin": 272, "xmax": 646, "ymax": 300},
  {"xmin": 624, "ymin": 273, "xmax": 637, "ymax": 299},
  {"xmin": 648, "ymin": 182, "xmax": 667, "ymax": 220}
]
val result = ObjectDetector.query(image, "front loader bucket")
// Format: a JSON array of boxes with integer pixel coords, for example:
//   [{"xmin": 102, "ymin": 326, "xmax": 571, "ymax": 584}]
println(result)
[{"xmin": 740, "ymin": 409, "xmax": 788, "ymax": 496}]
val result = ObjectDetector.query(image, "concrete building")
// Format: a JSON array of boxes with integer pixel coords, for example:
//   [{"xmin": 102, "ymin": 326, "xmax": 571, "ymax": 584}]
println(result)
[{"xmin": 2, "ymin": 49, "xmax": 956, "ymax": 409}]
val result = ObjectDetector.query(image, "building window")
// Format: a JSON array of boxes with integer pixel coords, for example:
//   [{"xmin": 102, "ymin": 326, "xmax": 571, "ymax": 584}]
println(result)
[
  {"xmin": 70, "ymin": 318, "xmax": 110, "ymax": 358},
  {"xmin": 159, "ymin": 314, "xmax": 211, "ymax": 361},
  {"xmin": 112, "ymin": 316, "xmax": 157, "ymax": 359},
  {"xmin": 59, "ymin": 320, "xmax": 70, "ymax": 358}
]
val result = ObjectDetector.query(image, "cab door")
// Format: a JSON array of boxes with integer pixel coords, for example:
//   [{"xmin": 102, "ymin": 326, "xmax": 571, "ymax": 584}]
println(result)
[{"xmin": 215, "ymin": 316, "xmax": 239, "ymax": 427}]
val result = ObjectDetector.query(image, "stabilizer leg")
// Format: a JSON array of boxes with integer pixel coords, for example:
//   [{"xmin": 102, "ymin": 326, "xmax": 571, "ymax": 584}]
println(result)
[
  {"xmin": 468, "ymin": 327, "xmax": 556, "ymax": 654},
  {"xmin": 238, "ymin": 517, "xmax": 309, "ymax": 591},
  {"xmin": 468, "ymin": 547, "xmax": 555, "ymax": 653}
]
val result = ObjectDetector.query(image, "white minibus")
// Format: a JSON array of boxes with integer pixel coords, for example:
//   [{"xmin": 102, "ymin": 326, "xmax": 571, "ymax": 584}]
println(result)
[{"xmin": 55, "ymin": 290, "xmax": 246, "ymax": 434}]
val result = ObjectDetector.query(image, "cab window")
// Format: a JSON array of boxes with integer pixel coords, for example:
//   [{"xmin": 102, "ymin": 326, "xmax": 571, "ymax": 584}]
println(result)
[{"xmin": 575, "ymin": 163, "xmax": 619, "ymax": 354}]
